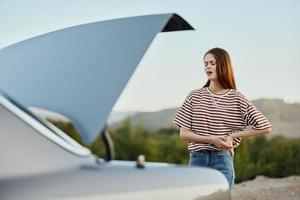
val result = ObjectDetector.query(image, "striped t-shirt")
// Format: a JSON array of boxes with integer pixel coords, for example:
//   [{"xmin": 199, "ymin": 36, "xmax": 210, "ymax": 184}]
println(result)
[{"xmin": 173, "ymin": 86, "xmax": 272, "ymax": 151}]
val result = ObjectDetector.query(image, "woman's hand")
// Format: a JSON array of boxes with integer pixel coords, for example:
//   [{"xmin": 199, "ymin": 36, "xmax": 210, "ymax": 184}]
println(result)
[
  {"xmin": 220, "ymin": 135, "xmax": 234, "ymax": 147},
  {"xmin": 211, "ymin": 136, "xmax": 233, "ymax": 150}
]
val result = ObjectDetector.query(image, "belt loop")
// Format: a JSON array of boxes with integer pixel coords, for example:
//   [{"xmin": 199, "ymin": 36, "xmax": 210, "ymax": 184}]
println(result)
[
  {"xmin": 230, "ymin": 149, "xmax": 234, "ymax": 157},
  {"xmin": 205, "ymin": 150, "xmax": 210, "ymax": 167}
]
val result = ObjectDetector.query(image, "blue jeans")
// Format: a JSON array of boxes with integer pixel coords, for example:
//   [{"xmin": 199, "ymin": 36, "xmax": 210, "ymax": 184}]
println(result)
[{"xmin": 189, "ymin": 149, "xmax": 235, "ymax": 191}]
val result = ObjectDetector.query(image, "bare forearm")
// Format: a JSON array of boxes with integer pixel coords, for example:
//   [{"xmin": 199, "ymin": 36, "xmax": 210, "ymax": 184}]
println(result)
[
  {"xmin": 180, "ymin": 128, "xmax": 213, "ymax": 143},
  {"xmin": 180, "ymin": 127, "xmax": 234, "ymax": 150},
  {"xmin": 230, "ymin": 127, "xmax": 272, "ymax": 139}
]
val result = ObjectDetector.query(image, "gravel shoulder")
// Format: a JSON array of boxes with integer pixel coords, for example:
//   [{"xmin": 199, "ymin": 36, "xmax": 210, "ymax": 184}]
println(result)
[{"xmin": 231, "ymin": 175, "xmax": 300, "ymax": 200}]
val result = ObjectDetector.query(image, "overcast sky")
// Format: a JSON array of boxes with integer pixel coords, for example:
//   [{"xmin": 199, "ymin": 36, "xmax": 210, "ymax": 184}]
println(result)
[{"xmin": 1, "ymin": 0, "xmax": 299, "ymax": 112}]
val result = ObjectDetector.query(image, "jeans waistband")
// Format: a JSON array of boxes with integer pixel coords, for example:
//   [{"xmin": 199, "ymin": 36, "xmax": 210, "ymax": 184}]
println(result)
[{"xmin": 190, "ymin": 149, "xmax": 234, "ymax": 157}]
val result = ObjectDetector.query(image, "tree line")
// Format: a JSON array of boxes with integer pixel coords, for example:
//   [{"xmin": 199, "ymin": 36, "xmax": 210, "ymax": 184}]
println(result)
[{"xmin": 50, "ymin": 117, "xmax": 300, "ymax": 183}]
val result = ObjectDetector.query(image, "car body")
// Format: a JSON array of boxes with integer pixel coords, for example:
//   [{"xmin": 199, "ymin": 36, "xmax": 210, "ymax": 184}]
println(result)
[{"xmin": 0, "ymin": 13, "xmax": 231, "ymax": 200}]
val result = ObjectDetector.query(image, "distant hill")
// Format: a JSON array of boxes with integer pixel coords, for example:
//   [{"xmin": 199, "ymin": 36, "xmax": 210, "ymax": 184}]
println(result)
[
  {"xmin": 110, "ymin": 108, "xmax": 178, "ymax": 131},
  {"xmin": 110, "ymin": 99, "xmax": 300, "ymax": 138},
  {"xmin": 252, "ymin": 99, "xmax": 300, "ymax": 138},
  {"xmin": 107, "ymin": 110, "xmax": 138, "ymax": 125}
]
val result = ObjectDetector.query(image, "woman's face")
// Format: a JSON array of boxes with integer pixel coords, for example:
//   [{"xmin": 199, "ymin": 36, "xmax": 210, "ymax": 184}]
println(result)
[{"xmin": 204, "ymin": 53, "xmax": 218, "ymax": 81}]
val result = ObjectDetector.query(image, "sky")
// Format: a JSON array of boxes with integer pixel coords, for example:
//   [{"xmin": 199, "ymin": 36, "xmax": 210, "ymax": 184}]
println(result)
[{"xmin": 1, "ymin": 0, "xmax": 299, "ymax": 112}]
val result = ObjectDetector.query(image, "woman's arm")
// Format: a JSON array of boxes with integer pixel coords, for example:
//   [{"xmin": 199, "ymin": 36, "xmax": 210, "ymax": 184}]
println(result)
[
  {"xmin": 235, "ymin": 91, "xmax": 272, "ymax": 140},
  {"xmin": 229, "ymin": 127, "xmax": 272, "ymax": 139},
  {"xmin": 219, "ymin": 128, "xmax": 271, "ymax": 147},
  {"xmin": 180, "ymin": 127, "xmax": 233, "ymax": 150}
]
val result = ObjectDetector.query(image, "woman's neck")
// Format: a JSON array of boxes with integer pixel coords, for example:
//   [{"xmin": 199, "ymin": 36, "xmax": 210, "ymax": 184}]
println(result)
[{"xmin": 208, "ymin": 81, "xmax": 227, "ymax": 94}]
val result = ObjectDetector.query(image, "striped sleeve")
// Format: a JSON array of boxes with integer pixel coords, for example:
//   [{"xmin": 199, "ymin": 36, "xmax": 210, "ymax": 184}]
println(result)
[
  {"xmin": 173, "ymin": 91, "xmax": 193, "ymax": 131},
  {"xmin": 239, "ymin": 92, "xmax": 272, "ymax": 130},
  {"xmin": 232, "ymin": 137, "xmax": 241, "ymax": 148}
]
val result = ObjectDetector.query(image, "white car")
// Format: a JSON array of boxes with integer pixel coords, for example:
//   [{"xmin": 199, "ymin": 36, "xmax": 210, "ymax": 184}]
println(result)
[{"xmin": 0, "ymin": 13, "xmax": 231, "ymax": 200}]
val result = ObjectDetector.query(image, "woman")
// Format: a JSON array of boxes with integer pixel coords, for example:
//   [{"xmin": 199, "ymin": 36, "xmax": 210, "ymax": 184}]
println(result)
[{"xmin": 173, "ymin": 47, "xmax": 272, "ymax": 191}]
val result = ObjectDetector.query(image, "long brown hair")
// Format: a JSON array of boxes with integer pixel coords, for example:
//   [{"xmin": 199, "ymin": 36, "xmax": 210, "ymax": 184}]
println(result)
[{"xmin": 203, "ymin": 47, "xmax": 236, "ymax": 89}]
